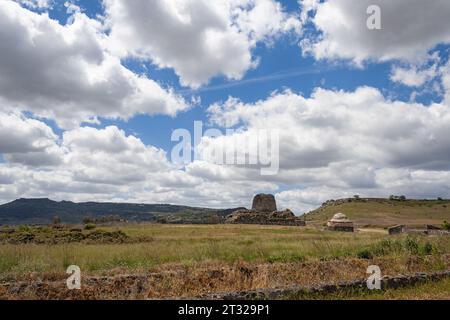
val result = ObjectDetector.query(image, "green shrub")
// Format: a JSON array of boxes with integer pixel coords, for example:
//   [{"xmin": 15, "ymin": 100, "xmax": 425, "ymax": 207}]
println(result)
[
  {"xmin": 84, "ymin": 223, "xmax": 96, "ymax": 230},
  {"xmin": 83, "ymin": 217, "xmax": 95, "ymax": 224},
  {"xmin": 267, "ymin": 253, "xmax": 305, "ymax": 263},
  {"xmin": 443, "ymin": 221, "xmax": 450, "ymax": 231},
  {"xmin": 404, "ymin": 237, "xmax": 419, "ymax": 254},
  {"xmin": 356, "ymin": 249, "xmax": 373, "ymax": 260},
  {"xmin": 421, "ymin": 242, "xmax": 434, "ymax": 256},
  {"xmin": 17, "ymin": 225, "xmax": 31, "ymax": 232},
  {"xmin": 371, "ymin": 238, "xmax": 402, "ymax": 256}
]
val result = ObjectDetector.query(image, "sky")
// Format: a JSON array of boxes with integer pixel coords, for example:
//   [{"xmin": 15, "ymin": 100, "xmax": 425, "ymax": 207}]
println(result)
[{"xmin": 1, "ymin": 0, "xmax": 450, "ymax": 214}]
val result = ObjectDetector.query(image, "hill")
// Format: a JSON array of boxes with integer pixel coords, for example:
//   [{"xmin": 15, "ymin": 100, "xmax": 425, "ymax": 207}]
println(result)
[
  {"xmin": 0, "ymin": 198, "xmax": 244, "ymax": 225},
  {"xmin": 304, "ymin": 198, "xmax": 450, "ymax": 228}
]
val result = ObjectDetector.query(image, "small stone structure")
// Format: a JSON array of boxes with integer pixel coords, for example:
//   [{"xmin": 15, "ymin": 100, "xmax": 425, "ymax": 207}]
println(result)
[
  {"xmin": 225, "ymin": 194, "xmax": 305, "ymax": 226},
  {"xmin": 388, "ymin": 224, "xmax": 450, "ymax": 236},
  {"xmin": 327, "ymin": 213, "xmax": 354, "ymax": 232}
]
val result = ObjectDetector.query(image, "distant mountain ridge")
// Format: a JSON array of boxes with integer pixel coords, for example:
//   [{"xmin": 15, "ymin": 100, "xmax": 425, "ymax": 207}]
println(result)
[{"xmin": 0, "ymin": 198, "xmax": 245, "ymax": 225}]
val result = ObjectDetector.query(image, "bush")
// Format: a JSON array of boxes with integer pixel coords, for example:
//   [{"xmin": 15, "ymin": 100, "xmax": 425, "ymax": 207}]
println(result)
[
  {"xmin": 421, "ymin": 242, "xmax": 434, "ymax": 256},
  {"xmin": 18, "ymin": 225, "xmax": 31, "ymax": 232},
  {"xmin": 443, "ymin": 221, "xmax": 450, "ymax": 231},
  {"xmin": 84, "ymin": 223, "xmax": 96, "ymax": 230},
  {"xmin": 404, "ymin": 237, "xmax": 419, "ymax": 254},
  {"xmin": 356, "ymin": 249, "xmax": 373, "ymax": 260},
  {"xmin": 83, "ymin": 217, "xmax": 95, "ymax": 224},
  {"xmin": 371, "ymin": 238, "xmax": 402, "ymax": 256}
]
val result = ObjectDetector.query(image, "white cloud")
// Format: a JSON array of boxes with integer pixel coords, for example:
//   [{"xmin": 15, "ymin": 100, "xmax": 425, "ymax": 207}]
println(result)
[
  {"xmin": 390, "ymin": 65, "xmax": 437, "ymax": 87},
  {"xmin": 203, "ymin": 85, "xmax": 450, "ymax": 212},
  {"xmin": 3, "ymin": 86, "xmax": 450, "ymax": 213},
  {"xmin": 0, "ymin": 0, "xmax": 189, "ymax": 128},
  {"xmin": 390, "ymin": 53, "xmax": 441, "ymax": 87},
  {"xmin": 301, "ymin": 0, "xmax": 450, "ymax": 65},
  {"xmin": 3, "ymin": 0, "xmax": 450, "ymax": 214},
  {"xmin": 14, "ymin": 0, "xmax": 53, "ymax": 9},
  {"xmin": 0, "ymin": 112, "xmax": 63, "ymax": 166},
  {"xmin": 208, "ymin": 87, "xmax": 450, "ymax": 171},
  {"xmin": 104, "ymin": 0, "xmax": 301, "ymax": 88},
  {"xmin": 0, "ymin": 117, "xmax": 272, "ymax": 208}
]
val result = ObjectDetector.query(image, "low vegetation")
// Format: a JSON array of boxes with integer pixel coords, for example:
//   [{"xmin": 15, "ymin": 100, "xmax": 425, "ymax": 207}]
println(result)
[
  {"xmin": 0, "ymin": 224, "xmax": 449, "ymax": 299},
  {"xmin": 0, "ymin": 225, "xmax": 130, "ymax": 245},
  {"xmin": 283, "ymin": 277, "xmax": 450, "ymax": 300}
]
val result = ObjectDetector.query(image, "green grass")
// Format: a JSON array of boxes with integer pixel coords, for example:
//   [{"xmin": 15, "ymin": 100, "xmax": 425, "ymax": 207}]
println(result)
[
  {"xmin": 284, "ymin": 278, "xmax": 450, "ymax": 300},
  {"xmin": 1, "ymin": 224, "xmax": 449, "ymax": 280}
]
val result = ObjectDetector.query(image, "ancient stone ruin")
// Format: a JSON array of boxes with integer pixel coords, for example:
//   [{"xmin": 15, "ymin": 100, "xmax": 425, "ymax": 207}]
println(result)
[
  {"xmin": 388, "ymin": 225, "xmax": 405, "ymax": 235},
  {"xmin": 252, "ymin": 194, "xmax": 277, "ymax": 212},
  {"xmin": 327, "ymin": 213, "xmax": 354, "ymax": 232},
  {"xmin": 225, "ymin": 194, "xmax": 305, "ymax": 226},
  {"xmin": 388, "ymin": 224, "xmax": 450, "ymax": 236}
]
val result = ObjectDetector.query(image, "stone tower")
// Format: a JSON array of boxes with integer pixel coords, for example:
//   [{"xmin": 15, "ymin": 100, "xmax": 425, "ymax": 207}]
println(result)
[{"xmin": 252, "ymin": 194, "xmax": 277, "ymax": 212}]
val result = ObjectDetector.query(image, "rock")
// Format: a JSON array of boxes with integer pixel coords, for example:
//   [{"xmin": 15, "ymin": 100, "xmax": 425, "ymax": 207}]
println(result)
[
  {"xmin": 388, "ymin": 225, "xmax": 405, "ymax": 235},
  {"xmin": 427, "ymin": 225, "xmax": 442, "ymax": 231},
  {"xmin": 225, "ymin": 195, "xmax": 304, "ymax": 226},
  {"xmin": 252, "ymin": 194, "xmax": 277, "ymax": 212},
  {"xmin": 269, "ymin": 209, "xmax": 295, "ymax": 219}
]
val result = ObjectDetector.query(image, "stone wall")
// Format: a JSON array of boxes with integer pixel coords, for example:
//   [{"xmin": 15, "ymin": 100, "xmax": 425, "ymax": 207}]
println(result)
[
  {"xmin": 202, "ymin": 270, "xmax": 450, "ymax": 300},
  {"xmin": 225, "ymin": 210, "xmax": 305, "ymax": 226}
]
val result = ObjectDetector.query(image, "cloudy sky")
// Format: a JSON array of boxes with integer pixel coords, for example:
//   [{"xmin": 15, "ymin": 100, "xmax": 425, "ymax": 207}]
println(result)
[{"xmin": 1, "ymin": 0, "xmax": 450, "ymax": 214}]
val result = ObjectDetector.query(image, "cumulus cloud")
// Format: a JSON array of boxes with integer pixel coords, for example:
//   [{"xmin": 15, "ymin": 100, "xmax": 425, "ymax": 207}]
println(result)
[
  {"xmin": 390, "ymin": 64, "xmax": 438, "ymax": 87},
  {"xmin": 0, "ymin": 0, "xmax": 189, "ymax": 128},
  {"xmin": 14, "ymin": 0, "xmax": 52, "ymax": 9},
  {"xmin": 301, "ymin": 0, "xmax": 450, "ymax": 65},
  {"xmin": 204, "ymin": 85, "xmax": 450, "ymax": 212},
  {"xmin": 104, "ymin": 0, "xmax": 301, "ymax": 88},
  {"xmin": 208, "ymin": 87, "xmax": 450, "ymax": 171},
  {"xmin": 390, "ymin": 53, "xmax": 441, "ymax": 88},
  {"xmin": 0, "ymin": 116, "xmax": 273, "ymax": 209},
  {"xmin": 0, "ymin": 112, "xmax": 63, "ymax": 166},
  {"xmin": 3, "ymin": 0, "xmax": 450, "ymax": 214}
]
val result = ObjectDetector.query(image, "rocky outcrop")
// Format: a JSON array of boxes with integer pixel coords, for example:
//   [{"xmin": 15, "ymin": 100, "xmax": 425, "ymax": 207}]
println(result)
[
  {"xmin": 252, "ymin": 194, "xmax": 277, "ymax": 212},
  {"xmin": 225, "ymin": 195, "xmax": 305, "ymax": 226}
]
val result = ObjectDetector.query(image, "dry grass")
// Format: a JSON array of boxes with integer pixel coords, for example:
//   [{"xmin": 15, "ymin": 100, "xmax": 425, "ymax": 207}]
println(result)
[
  {"xmin": 287, "ymin": 277, "xmax": 450, "ymax": 300},
  {"xmin": 305, "ymin": 199, "xmax": 450, "ymax": 227},
  {"xmin": 0, "ymin": 224, "xmax": 449, "ymax": 299},
  {"xmin": 0, "ymin": 225, "xmax": 393, "ymax": 279}
]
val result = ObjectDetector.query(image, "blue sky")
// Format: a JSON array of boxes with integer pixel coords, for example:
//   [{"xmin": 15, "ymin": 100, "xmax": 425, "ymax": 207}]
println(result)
[
  {"xmin": 1, "ymin": 0, "xmax": 450, "ymax": 212},
  {"xmin": 38, "ymin": 0, "xmax": 431, "ymax": 150}
]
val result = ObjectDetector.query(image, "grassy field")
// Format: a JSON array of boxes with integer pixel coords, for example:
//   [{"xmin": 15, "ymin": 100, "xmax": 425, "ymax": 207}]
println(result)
[
  {"xmin": 305, "ymin": 198, "xmax": 450, "ymax": 227},
  {"xmin": 0, "ymin": 223, "xmax": 449, "ymax": 299},
  {"xmin": 284, "ymin": 277, "xmax": 450, "ymax": 300}
]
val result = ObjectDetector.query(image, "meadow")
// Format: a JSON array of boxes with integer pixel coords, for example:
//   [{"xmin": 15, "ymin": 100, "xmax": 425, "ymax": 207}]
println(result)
[{"xmin": 0, "ymin": 224, "xmax": 449, "ymax": 299}]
